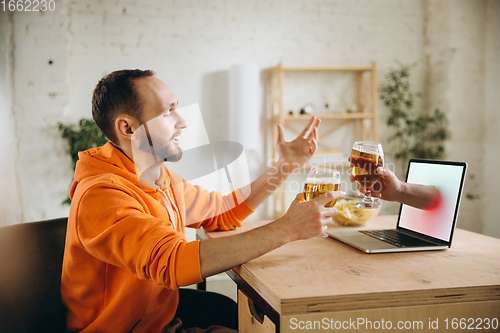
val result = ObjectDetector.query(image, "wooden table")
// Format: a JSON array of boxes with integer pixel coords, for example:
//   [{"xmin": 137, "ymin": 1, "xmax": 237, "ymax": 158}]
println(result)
[{"xmin": 197, "ymin": 215, "xmax": 500, "ymax": 332}]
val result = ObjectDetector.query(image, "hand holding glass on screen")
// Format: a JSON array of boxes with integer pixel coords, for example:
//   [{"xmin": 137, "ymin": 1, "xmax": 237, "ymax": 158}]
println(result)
[
  {"xmin": 350, "ymin": 141, "xmax": 384, "ymax": 209},
  {"xmin": 303, "ymin": 166, "xmax": 340, "ymax": 237}
]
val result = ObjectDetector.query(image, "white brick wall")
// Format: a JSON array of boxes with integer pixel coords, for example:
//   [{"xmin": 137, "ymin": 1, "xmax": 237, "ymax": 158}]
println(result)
[
  {"xmin": 0, "ymin": 12, "xmax": 23, "ymax": 227},
  {"xmin": 445, "ymin": 0, "xmax": 488, "ymax": 234},
  {"xmin": 483, "ymin": 0, "xmax": 500, "ymax": 238},
  {"xmin": 422, "ymin": 0, "xmax": 489, "ymax": 234},
  {"xmin": 8, "ymin": 7, "xmax": 72, "ymax": 223},
  {"xmin": 0, "ymin": 0, "xmax": 498, "ymax": 236}
]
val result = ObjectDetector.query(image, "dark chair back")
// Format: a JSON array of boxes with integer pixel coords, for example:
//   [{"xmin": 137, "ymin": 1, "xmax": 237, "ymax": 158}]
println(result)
[{"xmin": 0, "ymin": 218, "xmax": 68, "ymax": 333}]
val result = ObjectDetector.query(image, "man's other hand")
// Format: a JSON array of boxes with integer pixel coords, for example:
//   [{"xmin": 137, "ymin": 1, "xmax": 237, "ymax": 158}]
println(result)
[
  {"xmin": 275, "ymin": 116, "xmax": 320, "ymax": 172},
  {"xmin": 350, "ymin": 166, "xmax": 403, "ymax": 202},
  {"xmin": 278, "ymin": 191, "xmax": 346, "ymax": 241}
]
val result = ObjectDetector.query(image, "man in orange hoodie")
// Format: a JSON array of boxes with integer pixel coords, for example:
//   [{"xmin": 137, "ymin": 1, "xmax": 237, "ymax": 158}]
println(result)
[
  {"xmin": 61, "ymin": 69, "xmax": 438, "ymax": 332},
  {"xmin": 61, "ymin": 69, "xmax": 347, "ymax": 332}
]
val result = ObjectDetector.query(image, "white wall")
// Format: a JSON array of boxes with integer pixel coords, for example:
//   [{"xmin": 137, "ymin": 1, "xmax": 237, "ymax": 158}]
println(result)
[
  {"xmin": 0, "ymin": 0, "xmax": 498, "ymax": 236},
  {"xmin": 483, "ymin": 0, "xmax": 500, "ymax": 238},
  {"xmin": 6, "ymin": 6, "xmax": 73, "ymax": 223},
  {"xmin": 425, "ymin": 0, "xmax": 487, "ymax": 234},
  {"xmin": 0, "ymin": 12, "xmax": 23, "ymax": 227}
]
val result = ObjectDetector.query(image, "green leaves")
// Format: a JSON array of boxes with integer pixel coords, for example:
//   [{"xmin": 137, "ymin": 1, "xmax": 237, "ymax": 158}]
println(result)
[
  {"xmin": 57, "ymin": 119, "xmax": 108, "ymax": 204},
  {"xmin": 57, "ymin": 119, "xmax": 108, "ymax": 170},
  {"xmin": 379, "ymin": 63, "xmax": 450, "ymax": 172}
]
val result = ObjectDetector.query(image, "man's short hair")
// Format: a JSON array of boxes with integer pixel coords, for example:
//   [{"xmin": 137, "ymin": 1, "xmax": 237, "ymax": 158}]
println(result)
[{"xmin": 92, "ymin": 69, "xmax": 155, "ymax": 144}]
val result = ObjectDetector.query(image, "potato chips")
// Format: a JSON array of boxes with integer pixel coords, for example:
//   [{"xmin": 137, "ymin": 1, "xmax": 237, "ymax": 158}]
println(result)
[{"xmin": 332, "ymin": 198, "xmax": 380, "ymax": 226}]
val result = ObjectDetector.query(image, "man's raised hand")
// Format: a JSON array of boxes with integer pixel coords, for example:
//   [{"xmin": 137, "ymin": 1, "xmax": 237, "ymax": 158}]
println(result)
[{"xmin": 275, "ymin": 116, "xmax": 320, "ymax": 171}]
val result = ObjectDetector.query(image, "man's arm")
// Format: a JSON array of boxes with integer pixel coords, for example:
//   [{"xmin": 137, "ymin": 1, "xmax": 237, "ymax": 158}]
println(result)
[
  {"xmin": 199, "ymin": 191, "xmax": 345, "ymax": 278},
  {"xmin": 198, "ymin": 116, "xmax": 329, "ymax": 278},
  {"xmin": 241, "ymin": 159, "xmax": 293, "ymax": 210},
  {"xmin": 243, "ymin": 116, "xmax": 320, "ymax": 209},
  {"xmin": 352, "ymin": 166, "xmax": 440, "ymax": 210}
]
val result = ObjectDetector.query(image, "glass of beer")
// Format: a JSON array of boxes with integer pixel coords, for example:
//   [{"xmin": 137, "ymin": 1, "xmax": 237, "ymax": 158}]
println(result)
[
  {"xmin": 351, "ymin": 141, "xmax": 384, "ymax": 209},
  {"xmin": 303, "ymin": 166, "xmax": 341, "ymax": 237}
]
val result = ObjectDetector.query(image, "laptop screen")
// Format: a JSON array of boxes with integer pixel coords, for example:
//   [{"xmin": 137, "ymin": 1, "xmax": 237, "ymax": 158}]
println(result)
[{"xmin": 397, "ymin": 160, "xmax": 467, "ymax": 243}]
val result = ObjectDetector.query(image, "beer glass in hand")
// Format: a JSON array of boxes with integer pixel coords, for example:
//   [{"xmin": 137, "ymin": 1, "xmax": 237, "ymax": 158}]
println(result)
[
  {"xmin": 351, "ymin": 141, "xmax": 384, "ymax": 209},
  {"xmin": 304, "ymin": 166, "xmax": 341, "ymax": 237}
]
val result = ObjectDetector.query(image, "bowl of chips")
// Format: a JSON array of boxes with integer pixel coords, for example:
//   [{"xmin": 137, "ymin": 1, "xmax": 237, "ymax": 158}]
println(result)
[{"xmin": 332, "ymin": 196, "xmax": 381, "ymax": 226}]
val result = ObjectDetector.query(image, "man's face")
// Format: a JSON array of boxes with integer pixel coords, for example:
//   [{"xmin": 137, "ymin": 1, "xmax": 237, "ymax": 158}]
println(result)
[{"xmin": 133, "ymin": 76, "xmax": 187, "ymax": 163}]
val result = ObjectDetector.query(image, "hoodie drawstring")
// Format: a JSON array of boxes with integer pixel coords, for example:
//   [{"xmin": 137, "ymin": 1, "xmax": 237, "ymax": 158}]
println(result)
[{"xmin": 157, "ymin": 188, "xmax": 181, "ymax": 232}]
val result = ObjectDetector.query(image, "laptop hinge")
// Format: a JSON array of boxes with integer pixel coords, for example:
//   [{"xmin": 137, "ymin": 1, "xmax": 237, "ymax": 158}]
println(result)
[{"xmin": 396, "ymin": 227, "xmax": 449, "ymax": 246}]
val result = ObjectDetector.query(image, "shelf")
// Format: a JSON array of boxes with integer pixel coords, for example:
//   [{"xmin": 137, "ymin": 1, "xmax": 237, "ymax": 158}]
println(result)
[
  {"xmin": 302, "ymin": 161, "xmax": 351, "ymax": 170},
  {"xmin": 269, "ymin": 63, "xmax": 378, "ymax": 219},
  {"xmin": 278, "ymin": 113, "xmax": 375, "ymax": 120},
  {"xmin": 306, "ymin": 151, "xmax": 350, "ymax": 167},
  {"xmin": 278, "ymin": 66, "xmax": 373, "ymax": 72},
  {"xmin": 315, "ymin": 150, "xmax": 343, "ymax": 155}
]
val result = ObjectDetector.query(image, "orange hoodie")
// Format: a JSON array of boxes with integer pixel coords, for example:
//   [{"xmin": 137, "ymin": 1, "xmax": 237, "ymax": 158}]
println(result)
[{"xmin": 61, "ymin": 143, "xmax": 253, "ymax": 332}]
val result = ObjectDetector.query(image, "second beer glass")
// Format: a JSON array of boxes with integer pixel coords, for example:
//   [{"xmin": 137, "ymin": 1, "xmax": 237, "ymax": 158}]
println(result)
[
  {"xmin": 351, "ymin": 141, "xmax": 384, "ymax": 209},
  {"xmin": 303, "ymin": 166, "xmax": 341, "ymax": 237}
]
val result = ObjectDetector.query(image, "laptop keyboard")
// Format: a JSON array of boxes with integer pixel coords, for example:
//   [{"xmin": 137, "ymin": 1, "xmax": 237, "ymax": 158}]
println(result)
[{"xmin": 360, "ymin": 229, "xmax": 437, "ymax": 248}]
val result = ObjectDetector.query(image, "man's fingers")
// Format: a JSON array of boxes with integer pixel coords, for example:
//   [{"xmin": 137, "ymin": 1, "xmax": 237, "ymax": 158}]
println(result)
[
  {"xmin": 277, "ymin": 124, "xmax": 285, "ymax": 143},
  {"xmin": 306, "ymin": 119, "xmax": 320, "ymax": 140},
  {"xmin": 350, "ymin": 174, "xmax": 355, "ymax": 183},
  {"xmin": 292, "ymin": 193, "xmax": 304, "ymax": 204},
  {"xmin": 306, "ymin": 126, "xmax": 316, "ymax": 141},
  {"xmin": 313, "ymin": 191, "xmax": 346, "ymax": 205},
  {"xmin": 309, "ymin": 138, "xmax": 317, "ymax": 154},
  {"xmin": 299, "ymin": 116, "xmax": 315, "ymax": 137},
  {"xmin": 300, "ymin": 116, "xmax": 316, "ymax": 138},
  {"xmin": 322, "ymin": 207, "xmax": 337, "ymax": 218},
  {"xmin": 378, "ymin": 167, "xmax": 396, "ymax": 181}
]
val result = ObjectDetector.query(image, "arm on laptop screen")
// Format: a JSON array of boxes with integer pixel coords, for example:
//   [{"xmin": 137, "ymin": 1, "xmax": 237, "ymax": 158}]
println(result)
[
  {"xmin": 350, "ymin": 166, "xmax": 439, "ymax": 209},
  {"xmin": 351, "ymin": 162, "xmax": 466, "ymax": 242},
  {"xmin": 399, "ymin": 162, "xmax": 465, "ymax": 242}
]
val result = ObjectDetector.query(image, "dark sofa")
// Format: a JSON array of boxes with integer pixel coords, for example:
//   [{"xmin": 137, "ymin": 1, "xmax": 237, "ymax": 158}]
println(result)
[{"xmin": 0, "ymin": 218, "xmax": 68, "ymax": 333}]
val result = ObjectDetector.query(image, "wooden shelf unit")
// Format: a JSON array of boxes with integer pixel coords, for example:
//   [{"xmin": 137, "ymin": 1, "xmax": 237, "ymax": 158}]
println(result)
[{"xmin": 269, "ymin": 63, "xmax": 378, "ymax": 218}]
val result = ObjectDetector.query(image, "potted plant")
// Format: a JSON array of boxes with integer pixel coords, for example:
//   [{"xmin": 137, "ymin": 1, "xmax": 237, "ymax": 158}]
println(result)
[
  {"xmin": 379, "ymin": 62, "xmax": 450, "ymax": 175},
  {"xmin": 57, "ymin": 119, "xmax": 108, "ymax": 204}
]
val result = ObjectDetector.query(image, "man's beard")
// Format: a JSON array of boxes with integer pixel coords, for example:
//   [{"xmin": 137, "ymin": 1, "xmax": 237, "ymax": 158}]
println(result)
[
  {"xmin": 137, "ymin": 132, "xmax": 183, "ymax": 163},
  {"xmin": 157, "ymin": 143, "xmax": 183, "ymax": 162}
]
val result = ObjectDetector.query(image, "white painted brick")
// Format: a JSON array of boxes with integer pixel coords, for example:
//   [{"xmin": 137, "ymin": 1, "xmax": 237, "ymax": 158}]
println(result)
[
  {"xmin": 482, "ymin": 0, "xmax": 500, "ymax": 238},
  {"xmin": 0, "ymin": 0, "xmax": 498, "ymax": 236}
]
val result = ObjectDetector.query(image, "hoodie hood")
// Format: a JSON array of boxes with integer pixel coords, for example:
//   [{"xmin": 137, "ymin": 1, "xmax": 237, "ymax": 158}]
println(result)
[{"xmin": 69, "ymin": 143, "xmax": 170, "ymax": 199}]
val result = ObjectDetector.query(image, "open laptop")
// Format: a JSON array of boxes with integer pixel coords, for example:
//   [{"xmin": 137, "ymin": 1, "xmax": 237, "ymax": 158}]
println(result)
[{"xmin": 327, "ymin": 159, "xmax": 468, "ymax": 253}]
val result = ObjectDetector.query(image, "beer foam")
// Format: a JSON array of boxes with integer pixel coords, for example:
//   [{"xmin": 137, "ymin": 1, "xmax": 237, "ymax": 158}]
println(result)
[{"xmin": 305, "ymin": 177, "xmax": 340, "ymax": 185}]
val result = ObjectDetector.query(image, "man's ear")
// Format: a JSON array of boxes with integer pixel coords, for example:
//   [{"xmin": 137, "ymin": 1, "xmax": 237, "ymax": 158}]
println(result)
[{"xmin": 115, "ymin": 115, "xmax": 140, "ymax": 143}]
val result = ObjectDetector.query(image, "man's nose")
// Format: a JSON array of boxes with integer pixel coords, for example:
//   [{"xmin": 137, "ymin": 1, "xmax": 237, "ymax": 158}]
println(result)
[{"xmin": 173, "ymin": 111, "xmax": 187, "ymax": 129}]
